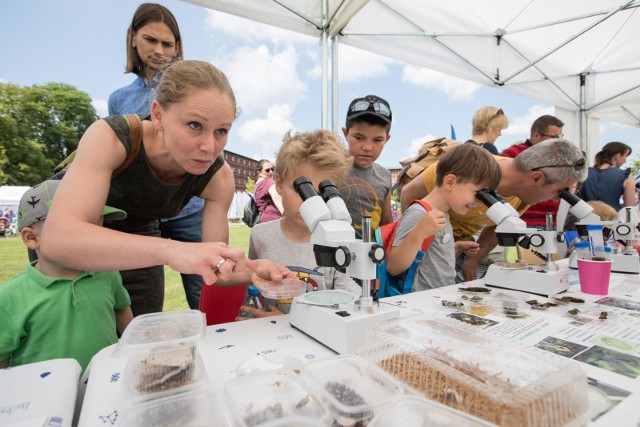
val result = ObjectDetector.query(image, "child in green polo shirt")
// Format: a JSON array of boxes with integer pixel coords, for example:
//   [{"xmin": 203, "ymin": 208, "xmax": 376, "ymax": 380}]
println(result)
[{"xmin": 0, "ymin": 180, "xmax": 133, "ymax": 372}]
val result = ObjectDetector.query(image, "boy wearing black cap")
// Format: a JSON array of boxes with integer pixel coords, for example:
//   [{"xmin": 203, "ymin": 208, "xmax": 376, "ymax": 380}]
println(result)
[
  {"xmin": 0, "ymin": 180, "xmax": 133, "ymax": 372},
  {"xmin": 339, "ymin": 95, "xmax": 394, "ymax": 239}
]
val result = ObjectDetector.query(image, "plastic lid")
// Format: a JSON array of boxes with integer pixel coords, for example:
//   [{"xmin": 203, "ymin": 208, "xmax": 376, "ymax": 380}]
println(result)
[
  {"xmin": 303, "ymin": 355, "xmax": 406, "ymax": 425},
  {"xmin": 258, "ymin": 279, "xmax": 307, "ymax": 299},
  {"xmin": 248, "ymin": 285, "xmax": 260, "ymax": 296},
  {"xmin": 116, "ymin": 310, "xmax": 205, "ymax": 355},
  {"xmin": 236, "ymin": 354, "xmax": 304, "ymax": 377},
  {"xmin": 369, "ymin": 396, "xmax": 494, "ymax": 427},
  {"xmin": 224, "ymin": 369, "xmax": 331, "ymax": 425}
]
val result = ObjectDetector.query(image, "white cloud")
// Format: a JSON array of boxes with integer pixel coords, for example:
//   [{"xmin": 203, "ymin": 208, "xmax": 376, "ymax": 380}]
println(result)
[
  {"xmin": 205, "ymin": 11, "xmax": 317, "ymax": 46},
  {"xmin": 219, "ymin": 44, "xmax": 308, "ymax": 113},
  {"xmin": 501, "ymin": 104, "xmax": 554, "ymax": 137},
  {"xmin": 92, "ymin": 98, "xmax": 108, "ymax": 118},
  {"xmin": 337, "ymin": 45, "xmax": 395, "ymax": 82},
  {"xmin": 401, "ymin": 65, "xmax": 481, "ymax": 102},
  {"xmin": 405, "ymin": 134, "xmax": 438, "ymax": 159},
  {"xmin": 237, "ymin": 104, "xmax": 295, "ymax": 157}
]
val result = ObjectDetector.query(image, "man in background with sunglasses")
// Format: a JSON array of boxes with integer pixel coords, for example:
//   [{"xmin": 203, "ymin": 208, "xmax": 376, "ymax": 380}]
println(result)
[
  {"xmin": 500, "ymin": 115, "xmax": 566, "ymax": 228},
  {"xmin": 339, "ymin": 95, "xmax": 394, "ymax": 239},
  {"xmin": 401, "ymin": 138, "xmax": 587, "ymax": 282}
]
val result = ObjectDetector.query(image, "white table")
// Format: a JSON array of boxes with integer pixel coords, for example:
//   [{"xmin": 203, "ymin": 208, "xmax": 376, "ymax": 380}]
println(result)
[
  {"xmin": 78, "ymin": 270, "xmax": 640, "ymax": 426},
  {"xmin": 0, "ymin": 358, "xmax": 81, "ymax": 427}
]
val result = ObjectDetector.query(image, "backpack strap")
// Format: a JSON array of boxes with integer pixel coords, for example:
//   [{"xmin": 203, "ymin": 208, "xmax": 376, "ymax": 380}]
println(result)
[
  {"xmin": 408, "ymin": 199, "xmax": 435, "ymax": 252},
  {"xmin": 113, "ymin": 114, "xmax": 143, "ymax": 176}
]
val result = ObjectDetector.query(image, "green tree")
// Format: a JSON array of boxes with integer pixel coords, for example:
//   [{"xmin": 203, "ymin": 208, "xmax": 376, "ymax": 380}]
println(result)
[
  {"xmin": 0, "ymin": 82, "xmax": 97, "ymax": 184},
  {"xmin": 246, "ymin": 177, "xmax": 255, "ymax": 193}
]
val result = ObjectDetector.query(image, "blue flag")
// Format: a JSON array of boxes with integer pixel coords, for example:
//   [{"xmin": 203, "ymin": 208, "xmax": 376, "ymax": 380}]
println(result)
[{"xmin": 450, "ymin": 124, "xmax": 456, "ymax": 140}]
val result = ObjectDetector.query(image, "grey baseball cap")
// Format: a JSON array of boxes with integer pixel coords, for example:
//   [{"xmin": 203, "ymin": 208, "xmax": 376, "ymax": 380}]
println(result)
[{"xmin": 18, "ymin": 180, "xmax": 126, "ymax": 231}]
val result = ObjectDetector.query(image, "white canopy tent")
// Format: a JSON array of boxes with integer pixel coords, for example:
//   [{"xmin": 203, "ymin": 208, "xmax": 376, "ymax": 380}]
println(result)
[{"xmin": 184, "ymin": 0, "xmax": 640, "ymax": 159}]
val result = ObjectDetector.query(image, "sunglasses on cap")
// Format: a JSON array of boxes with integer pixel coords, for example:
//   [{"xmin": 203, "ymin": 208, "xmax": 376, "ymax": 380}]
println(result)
[{"xmin": 349, "ymin": 99, "xmax": 391, "ymax": 118}]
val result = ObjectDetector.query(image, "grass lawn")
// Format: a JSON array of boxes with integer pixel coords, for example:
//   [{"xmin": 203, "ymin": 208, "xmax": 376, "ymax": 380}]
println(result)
[{"xmin": 0, "ymin": 222, "xmax": 251, "ymax": 312}]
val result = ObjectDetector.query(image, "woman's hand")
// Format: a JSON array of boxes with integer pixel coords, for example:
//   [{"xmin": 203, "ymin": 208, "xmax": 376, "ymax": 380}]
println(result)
[
  {"xmin": 247, "ymin": 259, "xmax": 296, "ymax": 286},
  {"xmin": 166, "ymin": 241, "xmax": 247, "ymax": 285}
]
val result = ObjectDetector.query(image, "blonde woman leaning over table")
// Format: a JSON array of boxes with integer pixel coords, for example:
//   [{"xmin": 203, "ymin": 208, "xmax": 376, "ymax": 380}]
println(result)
[{"xmin": 41, "ymin": 60, "xmax": 294, "ymax": 316}]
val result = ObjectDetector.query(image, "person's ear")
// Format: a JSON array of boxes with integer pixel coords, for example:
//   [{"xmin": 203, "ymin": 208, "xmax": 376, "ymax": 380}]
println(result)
[
  {"xmin": 341, "ymin": 127, "xmax": 348, "ymax": 139},
  {"xmin": 442, "ymin": 174, "xmax": 457, "ymax": 191},
  {"xmin": 21, "ymin": 226, "xmax": 40, "ymax": 250},
  {"xmin": 275, "ymin": 176, "xmax": 284, "ymax": 195},
  {"xmin": 151, "ymin": 101, "xmax": 164, "ymax": 130},
  {"xmin": 128, "ymin": 28, "xmax": 136, "ymax": 47},
  {"xmin": 530, "ymin": 170, "xmax": 545, "ymax": 184}
]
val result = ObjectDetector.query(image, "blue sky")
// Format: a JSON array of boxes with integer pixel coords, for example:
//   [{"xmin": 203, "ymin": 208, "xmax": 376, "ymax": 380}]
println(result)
[{"xmin": 2, "ymin": 0, "xmax": 639, "ymax": 168}]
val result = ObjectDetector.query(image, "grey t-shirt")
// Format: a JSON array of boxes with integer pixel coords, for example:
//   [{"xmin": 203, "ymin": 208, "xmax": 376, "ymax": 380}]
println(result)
[
  {"xmin": 339, "ymin": 163, "xmax": 391, "ymax": 239},
  {"xmin": 393, "ymin": 203, "xmax": 456, "ymax": 292},
  {"xmin": 249, "ymin": 219, "xmax": 362, "ymax": 312}
]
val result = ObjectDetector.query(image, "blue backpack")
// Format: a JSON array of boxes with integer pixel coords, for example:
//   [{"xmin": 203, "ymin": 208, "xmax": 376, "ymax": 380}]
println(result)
[{"xmin": 374, "ymin": 200, "xmax": 434, "ymax": 297}]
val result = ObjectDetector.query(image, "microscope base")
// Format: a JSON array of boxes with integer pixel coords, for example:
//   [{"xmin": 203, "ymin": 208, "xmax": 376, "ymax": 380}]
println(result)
[
  {"xmin": 568, "ymin": 252, "xmax": 639, "ymax": 274},
  {"xmin": 483, "ymin": 263, "xmax": 570, "ymax": 297},
  {"xmin": 289, "ymin": 296, "xmax": 401, "ymax": 354}
]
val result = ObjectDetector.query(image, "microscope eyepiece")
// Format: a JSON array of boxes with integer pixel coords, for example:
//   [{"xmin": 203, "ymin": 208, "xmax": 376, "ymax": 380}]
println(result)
[
  {"xmin": 318, "ymin": 179, "xmax": 341, "ymax": 202},
  {"xmin": 476, "ymin": 189, "xmax": 499, "ymax": 207},
  {"xmin": 559, "ymin": 189, "xmax": 581, "ymax": 206},
  {"xmin": 293, "ymin": 176, "xmax": 318, "ymax": 201}
]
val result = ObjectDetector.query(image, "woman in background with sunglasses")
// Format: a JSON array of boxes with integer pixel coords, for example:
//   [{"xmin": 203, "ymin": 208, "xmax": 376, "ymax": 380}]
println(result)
[{"xmin": 254, "ymin": 160, "xmax": 284, "ymax": 223}]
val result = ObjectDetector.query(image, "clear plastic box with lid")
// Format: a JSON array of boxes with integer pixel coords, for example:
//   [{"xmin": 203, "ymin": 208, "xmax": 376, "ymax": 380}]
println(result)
[
  {"xmin": 303, "ymin": 354, "xmax": 408, "ymax": 427},
  {"xmin": 117, "ymin": 310, "xmax": 207, "ymax": 401},
  {"xmin": 358, "ymin": 314, "xmax": 590, "ymax": 427},
  {"xmin": 224, "ymin": 369, "xmax": 332, "ymax": 426}
]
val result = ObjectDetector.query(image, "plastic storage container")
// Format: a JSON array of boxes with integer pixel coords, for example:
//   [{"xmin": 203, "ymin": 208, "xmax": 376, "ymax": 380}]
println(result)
[
  {"xmin": 368, "ymin": 395, "xmax": 494, "ymax": 427},
  {"xmin": 224, "ymin": 369, "xmax": 332, "ymax": 426},
  {"xmin": 358, "ymin": 314, "xmax": 590, "ymax": 427},
  {"xmin": 303, "ymin": 354, "xmax": 407, "ymax": 427},
  {"xmin": 117, "ymin": 310, "xmax": 207, "ymax": 401},
  {"xmin": 122, "ymin": 389, "xmax": 229, "ymax": 426}
]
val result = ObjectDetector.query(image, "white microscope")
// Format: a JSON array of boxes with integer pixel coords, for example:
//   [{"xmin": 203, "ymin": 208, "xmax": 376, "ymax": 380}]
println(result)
[
  {"xmin": 287, "ymin": 177, "xmax": 400, "ymax": 354},
  {"xmin": 479, "ymin": 190, "xmax": 571, "ymax": 297},
  {"xmin": 560, "ymin": 190, "xmax": 640, "ymax": 274}
]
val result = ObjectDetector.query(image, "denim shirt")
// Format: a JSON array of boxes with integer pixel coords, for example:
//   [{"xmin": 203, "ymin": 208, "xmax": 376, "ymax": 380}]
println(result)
[{"xmin": 108, "ymin": 75, "xmax": 204, "ymax": 221}]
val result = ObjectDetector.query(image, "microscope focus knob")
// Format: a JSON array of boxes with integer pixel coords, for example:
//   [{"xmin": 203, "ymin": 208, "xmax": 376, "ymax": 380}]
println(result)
[
  {"xmin": 368, "ymin": 244, "xmax": 385, "ymax": 264},
  {"xmin": 334, "ymin": 246, "xmax": 351, "ymax": 268}
]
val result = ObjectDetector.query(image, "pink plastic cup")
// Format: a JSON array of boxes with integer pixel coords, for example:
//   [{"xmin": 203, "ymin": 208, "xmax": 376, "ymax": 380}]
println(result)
[{"xmin": 577, "ymin": 259, "xmax": 612, "ymax": 295}]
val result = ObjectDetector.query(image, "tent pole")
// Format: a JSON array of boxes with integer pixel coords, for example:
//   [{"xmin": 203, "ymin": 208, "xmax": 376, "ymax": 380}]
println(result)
[
  {"xmin": 321, "ymin": 0, "xmax": 329, "ymax": 129},
  {"xmin": 332, "ymin": 36, "xmax": 339, "ymax": 134}
]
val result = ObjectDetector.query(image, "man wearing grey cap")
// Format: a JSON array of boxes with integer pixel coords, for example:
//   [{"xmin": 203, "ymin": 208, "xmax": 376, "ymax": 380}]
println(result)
[{"xmin": 0, "ymin": 180, "xmax": 133, "ymax": 373}]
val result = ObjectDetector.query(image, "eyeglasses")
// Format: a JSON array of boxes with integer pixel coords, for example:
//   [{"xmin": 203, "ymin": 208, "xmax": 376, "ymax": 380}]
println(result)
[
  {"xmin": 349, "ymin": 99, "xmax": 391, "ymax": 118},
  {"xmin": 490, "ymin": 108, "xmax": 504, "ymax": 120},
  {"xmin": 263, "ymin": 167, "xmax": 274, "ymax": 173},
  {"xmin": 531, "ymin": 157, "xmax": 586, "ymax": 172},
  {"xmin": 540, "ymin": 132, "xmax": 564, "ymax": 139}
]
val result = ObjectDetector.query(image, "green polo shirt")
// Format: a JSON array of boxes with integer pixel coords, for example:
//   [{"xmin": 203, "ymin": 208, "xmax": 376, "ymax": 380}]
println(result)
[{"xmin": 0, "ymin": 263, "xmax": 130, "ymax": 372}]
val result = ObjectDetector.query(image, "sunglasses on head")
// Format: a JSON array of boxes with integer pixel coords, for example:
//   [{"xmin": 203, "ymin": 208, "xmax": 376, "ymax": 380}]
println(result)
[
  {"xmin": 531, "ymin": 157, "xmax": 586, "ymax": 172},
  {"xmin": 349, "ymin": 99, "xmax": 391, "ymax": 117},
  {"xmin": 263, "ymin": 167, "xmax": 274, "ymax": 173}
]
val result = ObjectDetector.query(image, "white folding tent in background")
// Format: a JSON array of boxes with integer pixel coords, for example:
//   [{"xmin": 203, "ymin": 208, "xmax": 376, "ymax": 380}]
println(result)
[{"xmin": 184, "ymin": 0, "xmax": 640, "ymax": 159}]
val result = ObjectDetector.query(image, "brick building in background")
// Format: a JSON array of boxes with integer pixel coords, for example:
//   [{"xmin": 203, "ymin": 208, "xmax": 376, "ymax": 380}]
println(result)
[{"xmin": 223, "ymin": 150, "xmax": 258, "ymax": 192}]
